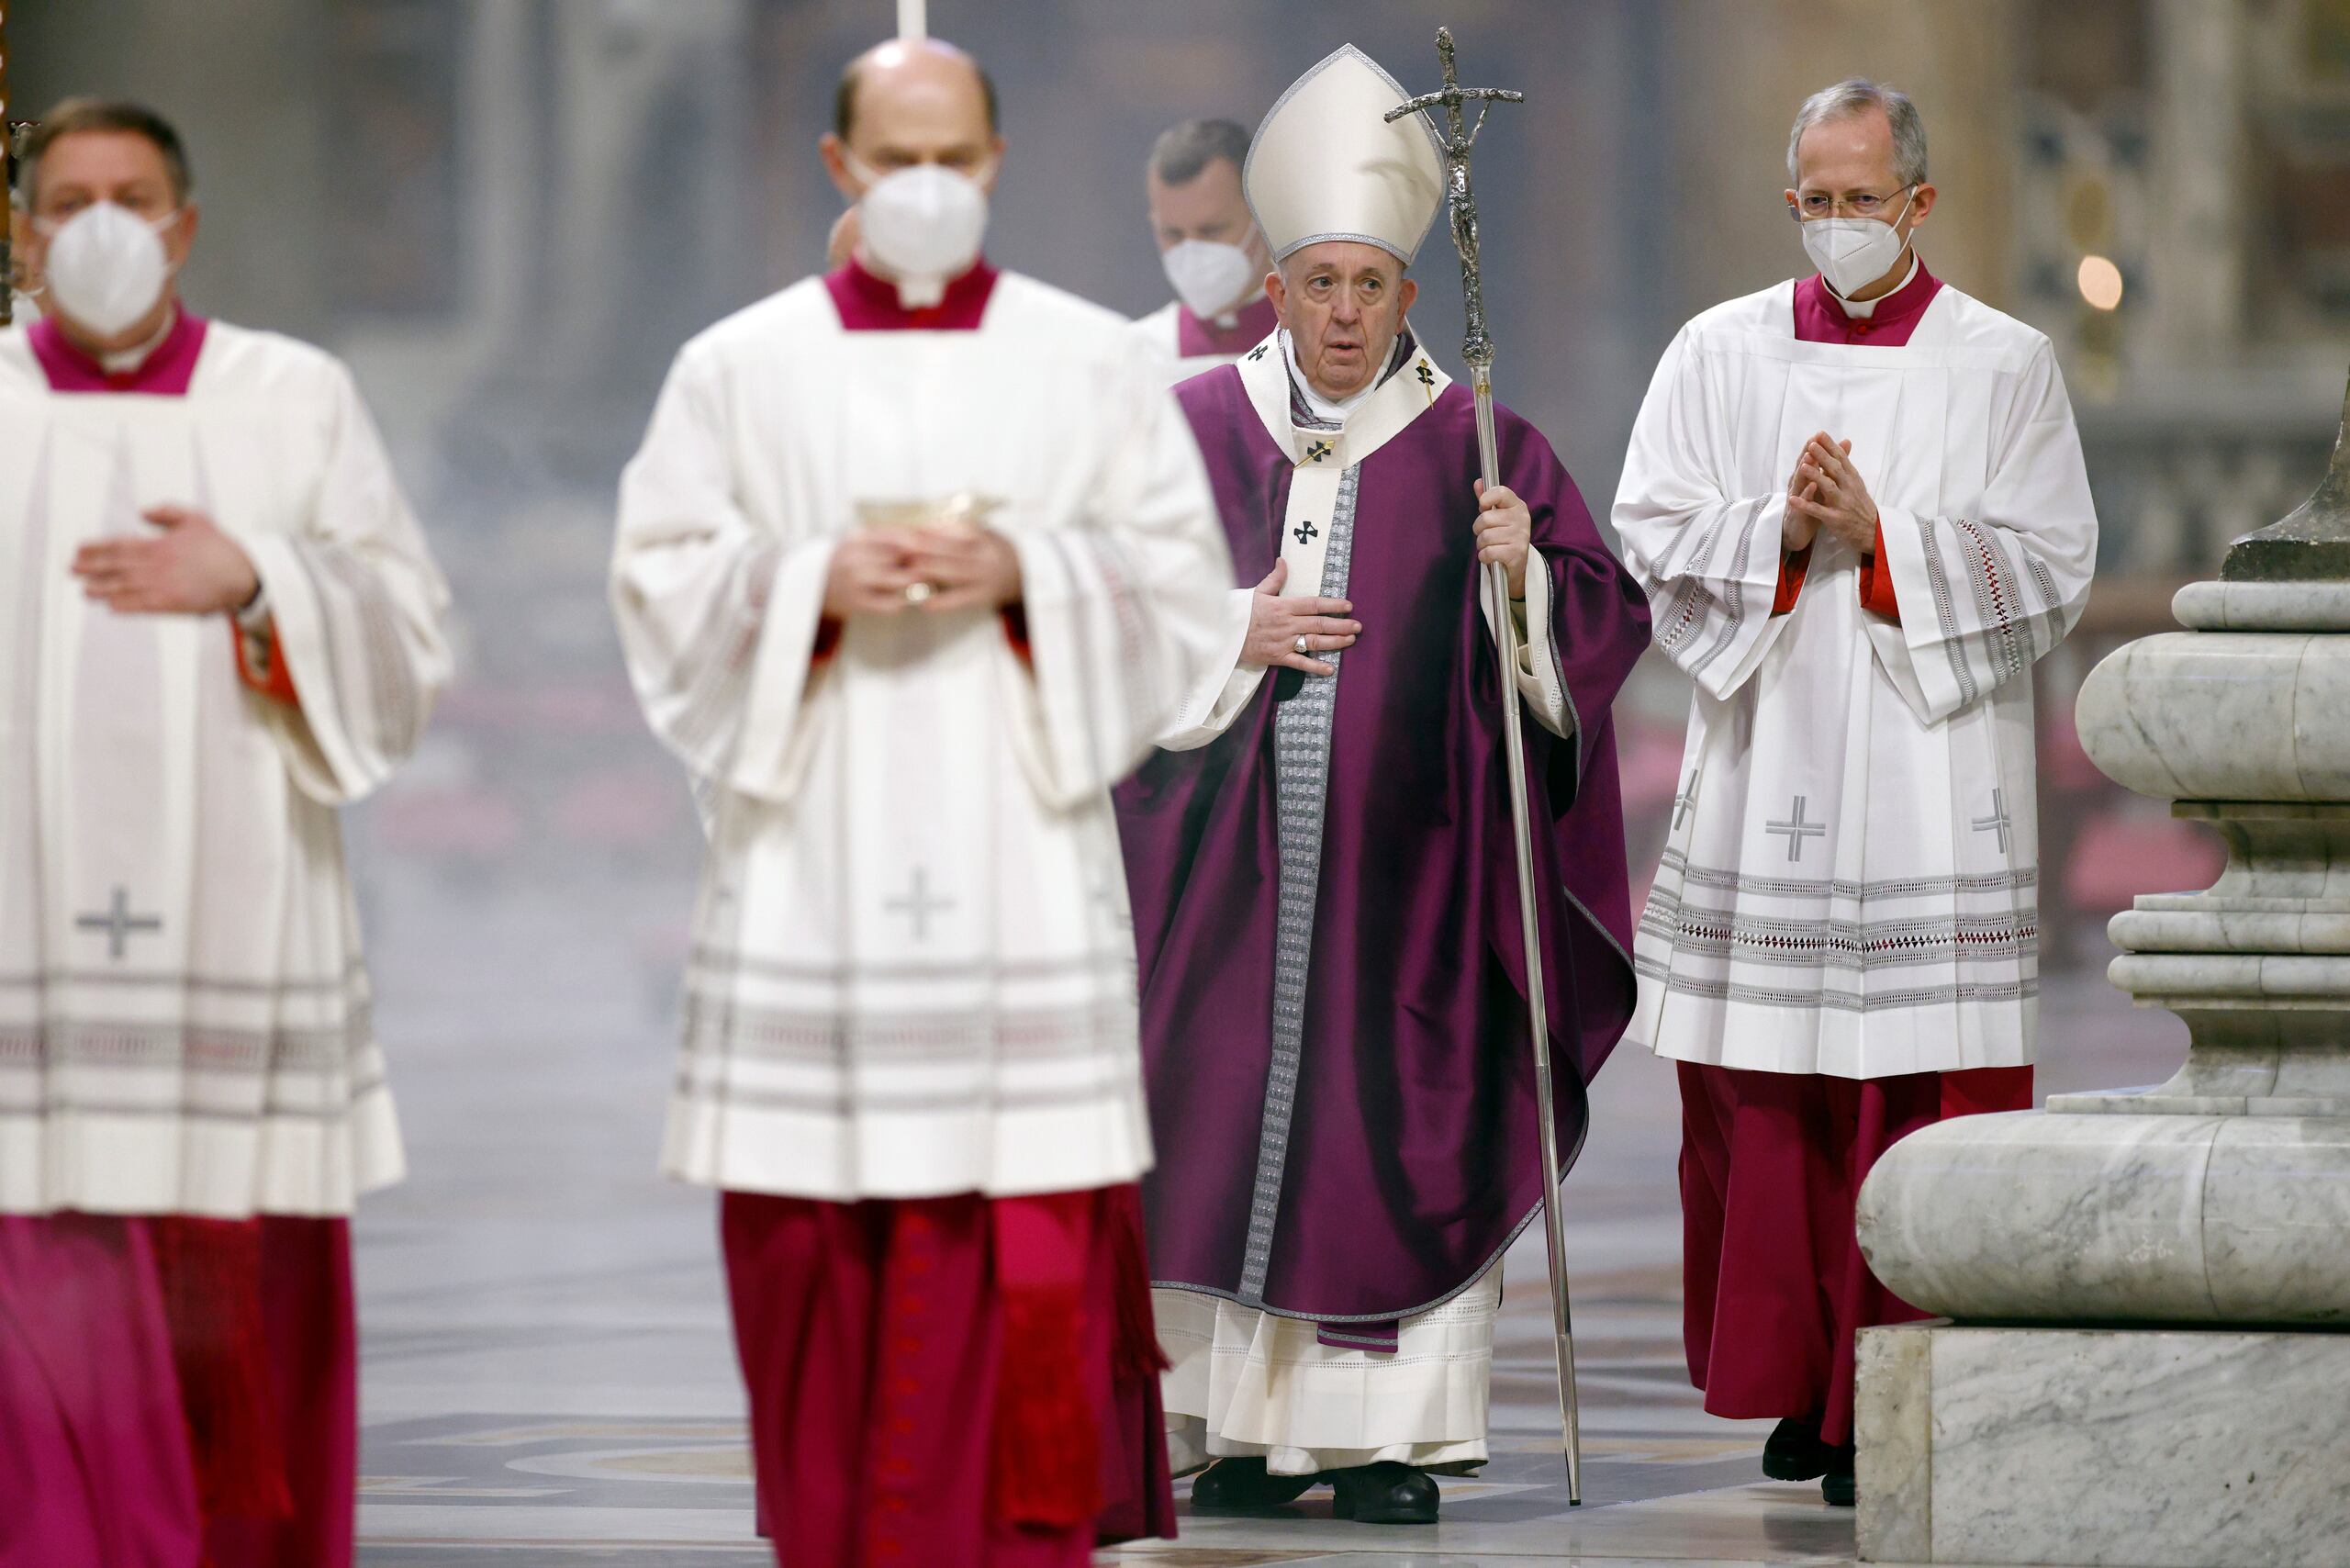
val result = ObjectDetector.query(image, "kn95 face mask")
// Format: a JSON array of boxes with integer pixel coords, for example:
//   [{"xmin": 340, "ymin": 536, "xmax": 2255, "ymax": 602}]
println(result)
[{"xmin": 41, "ymin": 202, "xmax": 179, "ymax": 336}]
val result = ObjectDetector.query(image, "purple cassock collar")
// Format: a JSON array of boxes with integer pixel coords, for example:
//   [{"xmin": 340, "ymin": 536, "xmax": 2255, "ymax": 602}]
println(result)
[
  {"xmin": 824, "ymin": 255, "xmax": 1000, "ymax": 331},
  {"xmin": 1792, "ymin": 260, "xmax": 1943, "ymax": 346},
  {"xmin": 29, "ymin": 309, "xmax": 209, "ymax": 395},
  {"xmin": 1177, "ymin": 295, "xmax": 1280, "ymax": 359}
]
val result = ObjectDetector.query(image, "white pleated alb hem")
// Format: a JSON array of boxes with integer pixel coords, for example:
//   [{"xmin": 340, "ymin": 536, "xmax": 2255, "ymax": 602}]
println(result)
[{"xmin": 1156, "ymin": 1266, "xmax": 1499, "ymax": 1478}]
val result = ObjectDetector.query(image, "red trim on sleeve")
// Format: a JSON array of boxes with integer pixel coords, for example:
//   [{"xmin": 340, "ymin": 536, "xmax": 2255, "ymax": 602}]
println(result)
[
  {"xmin": 1772, "ymin": 545, "xmax": 1812, "ymax": 616},
  {"xmin": 1858, "ymin": 521, "xmax": 1900, "ymax": 622},
  {"xmin": 1000, "ymin": 604, "xmax": 1033, "ymax": 666},
  {"xmin": 809, "ymin": 617, "xmax": 845, "ymax": 666},
  {"xmin": 229, "ymin": 616, "xmax": 300, "ymax": 705}
]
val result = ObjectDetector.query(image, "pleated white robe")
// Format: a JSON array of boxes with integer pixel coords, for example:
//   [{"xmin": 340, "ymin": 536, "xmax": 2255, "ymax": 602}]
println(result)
[
  {"xmin": 612, "ymin": 271, "xmax": 1234, "ymax": 1202},
  {"xmin": 0, "ymin": 322, "xmax": 452, "ymax": 1216},
  {"xmin": 1616, "ymin": 281, "xmax": 2097, "ymax": 1079}
]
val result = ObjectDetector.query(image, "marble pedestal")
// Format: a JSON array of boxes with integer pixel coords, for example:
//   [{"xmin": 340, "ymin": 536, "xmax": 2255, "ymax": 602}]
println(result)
[
  {"xmin": 1855, "ymin": 1319, "xmax": 2350, "ymax": 1568},
  {"xmin": 1854, "ymin": 376, "xmax": 2350, "ymax": 1565}
]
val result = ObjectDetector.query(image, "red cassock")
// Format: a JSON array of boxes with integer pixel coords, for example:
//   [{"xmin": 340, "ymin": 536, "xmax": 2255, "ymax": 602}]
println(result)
[
  {"xmin": 723, "ymin": 1185, "xmax": 1171, "ymax": 1568},
  {"xmin": 0, "ymin": 316, "xmax": 357, "ymax": 1568},
  {"xmin": 711, "ymin": 260, "xmax": 1175, "ymax": 1568},
  {"xmin": 1676, "ymin": 263, "xmax": 2034, "ymax": 1448}
]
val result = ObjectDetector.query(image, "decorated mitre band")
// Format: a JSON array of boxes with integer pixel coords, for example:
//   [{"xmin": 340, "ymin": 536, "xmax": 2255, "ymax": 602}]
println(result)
[{"xmin": 1244, "ymin": 44, "xmax": 1445, "ymax": 265}]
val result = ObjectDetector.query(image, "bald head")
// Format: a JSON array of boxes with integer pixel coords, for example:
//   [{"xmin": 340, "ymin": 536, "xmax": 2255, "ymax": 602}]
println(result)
[
  {"xmin": 819, "ymin": 38, "xmax": 1007, "ymax": 270},
  {"xmin": 833, "ymin": 39, "xmax": 998, "ymax": 152}
]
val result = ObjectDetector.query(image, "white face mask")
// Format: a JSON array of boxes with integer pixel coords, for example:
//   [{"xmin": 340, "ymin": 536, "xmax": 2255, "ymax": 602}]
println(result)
[
  {"xmin": 1799, "ymin": 186, "xmax": 1915, "ymax": 298},
  {"xmin": 845, "ymin": 153, "xmax": 990, "ymax": 307},
  {"xmin": 1161, "ymin": 238, "xmax": 1259, "ymax": 321},
  {"xmin": 41, "ymin": 202, "xmax": 179, "ymax": 337}
]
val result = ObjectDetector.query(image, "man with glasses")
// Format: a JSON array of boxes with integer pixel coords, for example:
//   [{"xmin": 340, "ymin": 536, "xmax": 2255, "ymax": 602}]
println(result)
[
  {"xmin": 0, "ymin": 98, "xmax": 451, "ymax": 1564},
  {"xmin": 1117, "ymin": 45, "xmax": 1649, "ymax": 1527},
  {"xmin": 1614, "ymin": 77, "xmax": 2098, "ymax": 1506}
]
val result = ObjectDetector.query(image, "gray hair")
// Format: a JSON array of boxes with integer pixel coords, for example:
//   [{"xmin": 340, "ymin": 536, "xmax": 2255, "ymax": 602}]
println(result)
[
  {"xmin": 1148, "ymin": 118, "xmax": 1250, "ymax": 186},
  {"xmin": 1786, "ymin": 78, "xmax": 1927, "ymax": 189}
]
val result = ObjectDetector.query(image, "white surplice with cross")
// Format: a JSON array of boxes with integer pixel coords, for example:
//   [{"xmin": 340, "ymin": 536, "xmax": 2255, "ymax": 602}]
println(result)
[
  {"xmin": 1615, "ymin": 280, "xmax": 2097, "ymax": 1079},
  {"xmin": 611, "ymin": 272, "xmax": 1234, "ymax": 1202},
  {"xmin": 0, "ymin": 324, "xmax": 453, "ymax": 1215}
]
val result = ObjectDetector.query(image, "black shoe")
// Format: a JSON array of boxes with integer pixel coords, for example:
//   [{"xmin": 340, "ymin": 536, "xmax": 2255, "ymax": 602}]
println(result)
[
  {"xmin": 1188, "ymin": 1456, "xmax": 1316, "ymax": 1514},
  {"xmin": 1762, "ymin": 1417, "xmax": 1835, "ymax": 1482},
  {"xmin": 1821, "ymin": 1449, "xmax": 1856, "ymax": 1507},
  {"xmin": 1326, "ymin": 1462, "xmax": 1438, "ymax": 1524}
]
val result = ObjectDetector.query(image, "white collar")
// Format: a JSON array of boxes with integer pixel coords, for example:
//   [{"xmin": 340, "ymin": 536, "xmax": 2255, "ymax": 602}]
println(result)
[
  {"xmin": 97, "ymin": 307, "xmax": 180, "ymax": 375},
  {"xmin": 1237, "ymin": 327, "xmax": 1452, "ymax": 473},
  {"xmin": 1828, "ymin": 252, "xmax": 1919, "ymax": 319},
  {"xmin": 1281, "ymin": 330, "xmax": 1379, "ymax": 425}
]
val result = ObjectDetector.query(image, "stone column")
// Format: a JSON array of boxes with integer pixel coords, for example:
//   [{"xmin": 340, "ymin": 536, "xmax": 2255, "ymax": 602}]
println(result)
[{"xmin": 1851, "ymin": 369, "xmax": 2350, "ymax": 1568}]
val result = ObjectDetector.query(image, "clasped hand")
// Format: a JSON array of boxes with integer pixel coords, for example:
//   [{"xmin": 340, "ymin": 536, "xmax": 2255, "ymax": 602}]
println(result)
[
  {"xmin": 72, "ymin": 505, "xmax": 260, "ymax": 616},
  {"xmin": 1472, "ymin": 479, "xmax": 1533, "ymax": 598},
  {"xmin": 1784, "ymin": 431, "xmax": 1877, "ymax": 555},
  {"xmin": 822, "ymin": 524, "xmax": 1023, "ymax": 619}
]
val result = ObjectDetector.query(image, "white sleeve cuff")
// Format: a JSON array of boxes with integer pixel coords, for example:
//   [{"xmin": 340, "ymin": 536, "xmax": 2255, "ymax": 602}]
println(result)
[
  {"xmin": 1481, "ymin": 553, "xmax": 1575, "ymax": 739},
  {"xmin": 1157, "ymin": 586, "xmax": 1266, "ymax": 750}
]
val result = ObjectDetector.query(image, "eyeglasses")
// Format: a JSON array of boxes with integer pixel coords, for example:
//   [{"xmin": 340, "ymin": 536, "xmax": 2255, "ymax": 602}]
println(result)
[{"xmin": 1788, "ymin": 185, "xmax": 1913, "ymax": 220}]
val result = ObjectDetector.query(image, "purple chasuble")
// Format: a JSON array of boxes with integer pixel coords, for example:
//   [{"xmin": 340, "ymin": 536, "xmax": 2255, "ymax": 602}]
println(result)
[{"xmin": 1115, "ymin": 364, "xmax": 1651, "ymax": 1328}]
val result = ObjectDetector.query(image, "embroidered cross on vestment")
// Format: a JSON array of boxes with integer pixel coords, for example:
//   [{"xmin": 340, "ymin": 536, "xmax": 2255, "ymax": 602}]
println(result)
[
  {"xmin": 1764, "ymin": 797, "xmax": 1828, "ymax": 863},
  {"xmin": 77, "ymin": 888, "xmax": 164, "ymax": 959}
]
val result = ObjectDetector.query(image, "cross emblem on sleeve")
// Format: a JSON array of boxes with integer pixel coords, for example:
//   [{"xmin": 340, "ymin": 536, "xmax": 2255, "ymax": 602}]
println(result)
[
  {"xmin": 1247, "ymin": 343, "xmax": 1270, "ymax": 362},
  {"xmin": 1303, "ymin": 440, "xmax": 1334, "ymax": 465},
  {"xmin": 1415, "ymin": 361, "xmax": 1435, "ymax": 388},
  {"xmin": 1764, "ymin": 796, "xmax": 1828, "ymax": 863},
  {"xmin": 1292, "ymin": 519, "xmax": 1319, "ymax": 546},
  {"xmin": 885, "ymin": 868, "xmax": 955, "ymax": 942},
  {"xmin": 1973, "ymin": 790, "xmax": 2013, "ymax": 855},
  {"xmin": 77, "ymin": 887, "xmax": 164, "ymax": 959}
]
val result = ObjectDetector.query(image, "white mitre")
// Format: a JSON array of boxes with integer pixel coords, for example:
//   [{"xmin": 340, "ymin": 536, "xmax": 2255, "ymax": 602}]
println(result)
[{"xmin": 1245, "ymin": 44, "xmax": 1444, "ymax": 264}]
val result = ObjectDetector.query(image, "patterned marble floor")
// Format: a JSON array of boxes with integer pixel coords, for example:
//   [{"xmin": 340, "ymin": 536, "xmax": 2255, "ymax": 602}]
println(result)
[{"xmin": 347, "ymin": 868, "xmax": 2185, "ymax": 1566}]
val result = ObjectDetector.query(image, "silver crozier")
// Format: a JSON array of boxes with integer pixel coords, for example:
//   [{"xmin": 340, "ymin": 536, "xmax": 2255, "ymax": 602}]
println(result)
[{"xmin": 1389, "ymin": 26, "xmax": 1587, "ymax": 1508}]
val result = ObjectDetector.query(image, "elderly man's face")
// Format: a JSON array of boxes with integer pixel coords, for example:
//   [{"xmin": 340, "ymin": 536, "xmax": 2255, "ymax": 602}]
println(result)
[
  {"xmin": 1785, "ymin": 106, "xmax": 1933, "ymax": 242},
  {"xmin": 1267, "ymin": 241, "xmax": 1416, "ymax": 403},
  {"xmin": 822, "ymin": 40, "xmax": 1002, "ymax": 200}
]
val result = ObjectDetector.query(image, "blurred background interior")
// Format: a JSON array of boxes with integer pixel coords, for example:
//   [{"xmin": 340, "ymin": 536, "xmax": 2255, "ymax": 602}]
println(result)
[
  {"xmin": 11, "ymin": 4, "xmax": 2342, "ymax": 1538},
  {"xmin": 20, "ymin": 0, "xmax": 2348, "ymax": 1009}
]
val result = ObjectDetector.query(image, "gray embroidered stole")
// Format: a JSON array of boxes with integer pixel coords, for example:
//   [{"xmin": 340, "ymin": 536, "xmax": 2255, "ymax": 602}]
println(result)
[{"xmin": 1237, "ymin": 465, "xmax": 1361, "ymax": 1303}]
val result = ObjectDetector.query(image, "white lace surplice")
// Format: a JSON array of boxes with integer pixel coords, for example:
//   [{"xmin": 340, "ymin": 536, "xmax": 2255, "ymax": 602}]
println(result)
[
  {"xmin": 612, "ymin": 273, "xmax": 1234, "ymax": 1201},
  {"xmin": 0, "ymin": 324, "xmax": 452, "ymax": 1215},
  {"xmin": 1615, "ymin": 281, "xmax": 2096, "ymax": 1079}
]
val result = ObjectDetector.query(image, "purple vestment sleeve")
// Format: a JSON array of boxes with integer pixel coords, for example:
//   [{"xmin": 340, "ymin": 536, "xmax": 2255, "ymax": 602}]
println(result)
[{"xmin": 1115, "ymin": 370, "xmax": 1650, "ymax": 1326}]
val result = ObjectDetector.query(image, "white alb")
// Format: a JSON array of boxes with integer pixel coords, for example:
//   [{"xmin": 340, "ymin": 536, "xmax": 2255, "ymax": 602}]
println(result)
[
  {"xmin": 1617, "ymin": 278, "xmax": 2097, "ymax": 1079},
  {"xmin": 0, "ymin": 322, "xmax": 453, "ymax": 1215},
  {"xmin": 611, "ymin": 271, "xmax": 1234, "ymax": 1202}
]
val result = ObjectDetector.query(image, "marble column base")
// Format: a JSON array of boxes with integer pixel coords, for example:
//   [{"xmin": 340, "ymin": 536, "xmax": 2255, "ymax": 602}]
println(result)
[
  {"xmin": 1857, "ymin": 1319, "xmax": 2350, "ymax": 1567},
  {"xmin": 1857, "ymin": 1110, "xmax": 2350, "ymax": 1323}
]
